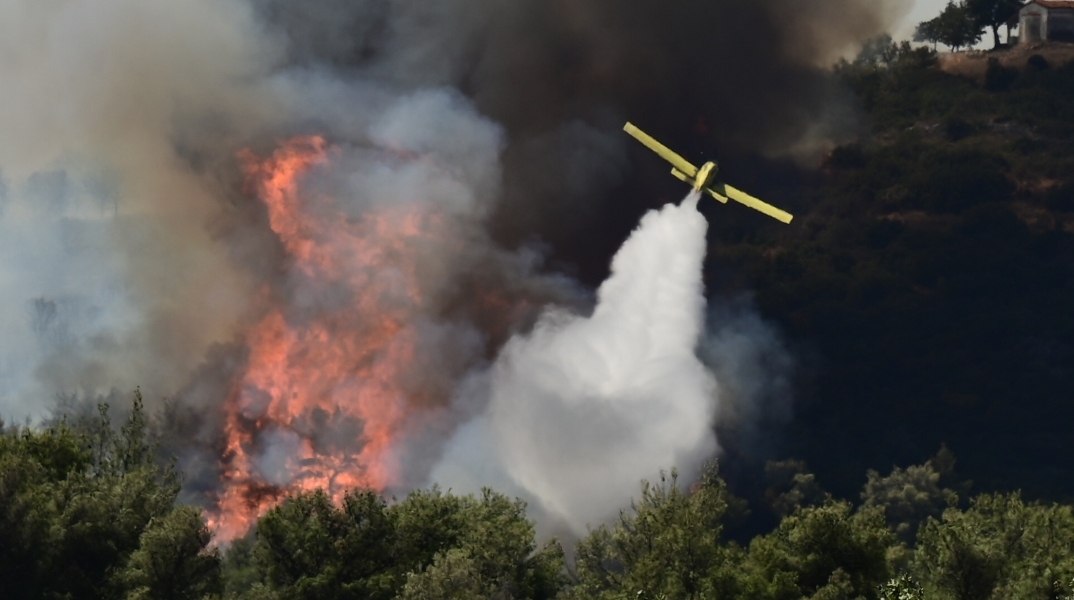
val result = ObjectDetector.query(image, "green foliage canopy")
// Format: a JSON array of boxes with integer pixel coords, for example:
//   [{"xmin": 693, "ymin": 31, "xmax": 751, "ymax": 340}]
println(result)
[
  {"xmin": 0, "ymin": 391, "xmax": 221, "ymax": 600},
  {"xmin": 231, "ymin": 487, "xmax": 563, "ymax": 600}
]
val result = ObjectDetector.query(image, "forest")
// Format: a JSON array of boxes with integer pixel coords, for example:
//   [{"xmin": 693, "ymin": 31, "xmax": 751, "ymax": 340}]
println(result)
[
  {"xmin": 703, "ymin": 38, "xmax": 1074, "ymax": 504},
  {"xmin": 5, "ymin": 391, "xmax": 1074, "ymax": 599},
  {"xmin": 5, "ymin": 28, "xmax": 1074, "ymax": 600}
]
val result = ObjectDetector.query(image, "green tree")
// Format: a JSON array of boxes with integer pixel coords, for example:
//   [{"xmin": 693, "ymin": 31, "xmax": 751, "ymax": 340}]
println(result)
[
  {"xmin": 447, "ymin": 490, "xmax": 564, "ymax": 600},
  {"xmin": 914, "ymin": 19, "xmax": 942, "ymax": 51},
  {"xmin": 569, "ymin": 466, "xmax": 741, "ymax": 600},
  {"xmin": 860, "ymin": 446, "xmax": 964, "ymax": 544},
  {"xmin": 914, "ymin": 493, "xmax": 1074, "ymax": 600},
  {"xmin": 878, "ymin": 573, "xmax": 925, "ymax": 600},
  {"xmin": 0, "ymin": 423, "xmax": 92, "ymax": 598},
  {"xmin": 0, "ymin": 391, "xmax": 217, "ymax": 600},
  {"xmin": 933, "ymin": 2, "xmax": 983, "ymax": 51},
  {"xmin": 47, "ymin": 395, "xmax": 182, "ymax": 599},
  {"xmin": 253, "ymin": 489, "xmax": 394, "ymax": 600},
  {"xmin": 856, "ymin": 34, "xmax": 901, "ymax": 67},
  {"xmin": 739, "ymin": 501, "xmax": 898, "ymax": 600},
  {"xmin": 764, "ymin": 459, "xmax": 829, "ymax": 517},
  {"xmin": 966, "ymin": 0, "xmax": 1022, "ymax": 48},
  {"xmin": 397, "ymin": 549, "xmax": 493, "ymax": 600},
  {"xmin": 121, "ymin": 505, "xmax": 223, "ymax": 600},
  {"xmin": 243, "ymin": 487, "xmax": 562, "ymax": 600},
  {"xmin": 221, "ymin": 534, "xmax": 268, "ymax": 598},
  {"xmin": 390, "ymin": 488, "xmax": 468, "ymax": 571}
]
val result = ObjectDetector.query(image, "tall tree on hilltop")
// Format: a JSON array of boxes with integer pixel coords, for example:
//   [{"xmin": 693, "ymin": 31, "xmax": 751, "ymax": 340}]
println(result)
[
  {"xmin": 924, "ymin": 1, "xmax": 983, "ymax": 51},
  {"xmin": 967, "ymin": 0, "xmax": 1023, "ymax": 48},
  {"xmin": 914, "ymin": 19, "xmax": 943, "ymax": 51}
]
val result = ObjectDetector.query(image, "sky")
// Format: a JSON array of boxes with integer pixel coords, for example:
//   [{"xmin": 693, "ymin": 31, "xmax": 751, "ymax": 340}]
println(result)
[{"xmin": 896, "ymin": 0, "xmax": 948, "ymax": 39}]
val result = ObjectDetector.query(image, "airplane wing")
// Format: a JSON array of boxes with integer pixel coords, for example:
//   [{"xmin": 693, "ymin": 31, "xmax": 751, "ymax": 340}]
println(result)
[
  {"xmin": 623, "ymin": 123, "xmax": 697, "ymax": 177},
  {"xmin": 709, "ymin": 181, "xmax": 794, "ymax": 224}
]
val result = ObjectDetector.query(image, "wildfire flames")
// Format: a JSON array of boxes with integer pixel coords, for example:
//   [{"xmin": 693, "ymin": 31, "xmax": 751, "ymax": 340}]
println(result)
[{"xmin": 209, "ymin": 136, "xmax": 439, "ymax": 540}]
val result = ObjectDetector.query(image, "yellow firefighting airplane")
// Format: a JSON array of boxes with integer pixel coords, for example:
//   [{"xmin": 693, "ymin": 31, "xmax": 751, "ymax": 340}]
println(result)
[{"xmin": 623, "ymin": 122, "xmax": 793, "ymax": 224}]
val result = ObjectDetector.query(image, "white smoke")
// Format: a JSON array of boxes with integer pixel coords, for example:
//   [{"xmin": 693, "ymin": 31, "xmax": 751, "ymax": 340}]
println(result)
[{"xmin": 430, "ymin": 193, "xmax": 719, "ymax": 536}]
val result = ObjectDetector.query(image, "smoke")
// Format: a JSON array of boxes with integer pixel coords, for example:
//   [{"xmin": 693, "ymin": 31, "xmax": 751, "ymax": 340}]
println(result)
[
  {"xmin": 431, "ymin": 193, "xmax": 718, "ymax": 536},
  {"xmin": 0, "ymin": 0, "xmax": 274, "ymax": 420},
  {"xmin": 1, "ymin": 0, "xmax": 897, "ymax": 535},
  {"xmin": 701, "ymin": 297, "xmax": 797, "ymax": 460},
  {"xmin": 253, "ymin": 0, "xmax": 910, "ymax": 241}
]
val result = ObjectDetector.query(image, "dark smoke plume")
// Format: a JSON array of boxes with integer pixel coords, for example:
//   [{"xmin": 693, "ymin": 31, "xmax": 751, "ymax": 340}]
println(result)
[{"xmin": 255, "ymin": 0, "xmax": 908, "ymax": 244}]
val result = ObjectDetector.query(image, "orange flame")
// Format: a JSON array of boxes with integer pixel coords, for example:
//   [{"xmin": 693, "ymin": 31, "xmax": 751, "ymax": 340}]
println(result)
[{"xmin": 210, "ymin": 136, "xmax": 439, "ymax": 540}]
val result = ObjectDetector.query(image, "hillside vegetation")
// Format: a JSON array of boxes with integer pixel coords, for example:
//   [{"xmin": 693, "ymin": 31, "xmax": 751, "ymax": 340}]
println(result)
[
  {"xmin": 7, "ymin": 394, "xmax": 1074, "ymax": 599},
  {"xmin": 707, "ymin": 40, "xmax": 1074, "ymax": 501}
]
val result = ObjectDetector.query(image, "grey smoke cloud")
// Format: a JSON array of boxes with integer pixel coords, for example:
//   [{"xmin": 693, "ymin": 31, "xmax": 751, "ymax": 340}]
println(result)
[
  {"xmin": 0, "ymin": 165, "xmax": 139, "ymax": 420},
  {"xmin": 2, "ymin": 0, "xmax": 895, "ymax": 533},
  {"xmin": 0, "ymin": 0, "xmax": 275, "ymax": 420},
  {"xmin": 701, "ymin": 296, "xmax": 796, "ymax": 459}
]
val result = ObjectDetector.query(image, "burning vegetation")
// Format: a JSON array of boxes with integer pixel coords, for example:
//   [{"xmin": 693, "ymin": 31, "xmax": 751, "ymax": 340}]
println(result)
[{"xmin": 213, "ymin": 136, "xmax": 464, "ymax": 538}]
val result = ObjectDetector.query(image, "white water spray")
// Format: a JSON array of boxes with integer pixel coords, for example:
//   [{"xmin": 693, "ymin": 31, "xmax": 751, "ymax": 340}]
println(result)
[{"xmin": 432, "ymin": 192, "xmax": 719, "ymax": 535}]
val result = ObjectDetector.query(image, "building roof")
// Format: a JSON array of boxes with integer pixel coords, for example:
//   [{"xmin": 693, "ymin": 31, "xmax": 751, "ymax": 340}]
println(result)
[{"xmin": 1024, "ymin": 0, "xmax": 1074, "ymax": 10}]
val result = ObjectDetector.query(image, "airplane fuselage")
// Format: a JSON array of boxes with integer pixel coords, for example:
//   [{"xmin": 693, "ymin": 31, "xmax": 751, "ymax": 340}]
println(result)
[
  {"xmin": 670, "ymin": 160, "xmax": 717, "ymax": 192},
  {"xmin": 623, "ymin": 122, "xmax": 793, "ymax": 224},
  {"xmin": 693, "ymin": 161, "xmax": 718, "ymax": 192}
]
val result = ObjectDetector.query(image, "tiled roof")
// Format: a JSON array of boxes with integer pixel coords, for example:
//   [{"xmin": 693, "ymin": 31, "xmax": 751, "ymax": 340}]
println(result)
[{"xmin": 1026, "ymin": 0, "xmax": 1074, "ymax": 9}]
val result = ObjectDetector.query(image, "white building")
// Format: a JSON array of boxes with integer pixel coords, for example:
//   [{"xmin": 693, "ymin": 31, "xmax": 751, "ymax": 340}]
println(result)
[{"xmin": 1019, "ymin": 0, "xmax": 1074, "ymax": 43}]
